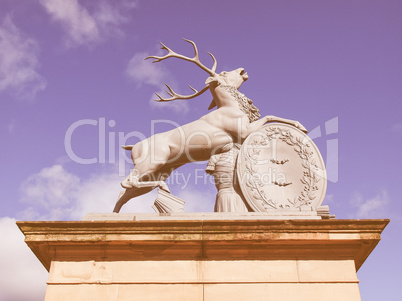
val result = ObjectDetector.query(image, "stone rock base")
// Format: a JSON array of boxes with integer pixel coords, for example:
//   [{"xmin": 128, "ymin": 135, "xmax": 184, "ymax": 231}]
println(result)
[
  {"xmin": 45, "ymin": 260, "xmax": 361, "ymax": 301},
  {"xmin": 17, "ymin": 218, "xmax": 389, "ymax": 301}
]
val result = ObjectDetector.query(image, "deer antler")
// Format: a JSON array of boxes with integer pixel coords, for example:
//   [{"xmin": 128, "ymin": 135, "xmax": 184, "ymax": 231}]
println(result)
[
  {"xmin": 145, "ymin": 39, "xmax": 217, "ymax": 102},
  {"xmin": 146, "ymin": 38, "xmax": 217, "ymax": 75},
  {"xmin": 154, "ymin": 84, "xmax": 210, "ymax": 102}
]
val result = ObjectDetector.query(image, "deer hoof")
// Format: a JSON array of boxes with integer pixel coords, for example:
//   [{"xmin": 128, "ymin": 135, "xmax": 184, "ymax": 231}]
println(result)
[
  {"xmin": 294, "ymin": 121, "xmax": 308, "ymax": 133},
  {"xmin": 159, "ymin": 182, "xmax": 170, "ymax": 193},
  {"xmin": 121, "ymin": 179, "xmax": 134, "ymax": 189}
]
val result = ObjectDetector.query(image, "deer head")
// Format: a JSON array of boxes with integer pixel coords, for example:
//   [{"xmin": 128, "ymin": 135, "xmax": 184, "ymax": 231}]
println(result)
[{"xmin": 206, "ymin": 68, "xmax": 249, "ymax": 89}]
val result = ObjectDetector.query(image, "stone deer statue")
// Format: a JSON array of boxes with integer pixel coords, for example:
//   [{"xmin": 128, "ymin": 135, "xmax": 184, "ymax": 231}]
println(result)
[{"xmin": 113, "ymin": 39, "xmax": 307, "ymax": 213}]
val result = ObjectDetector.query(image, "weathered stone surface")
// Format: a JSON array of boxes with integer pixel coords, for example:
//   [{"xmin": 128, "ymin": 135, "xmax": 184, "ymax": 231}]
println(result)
[
  {"xmin": 45, "ymin": 284, "xmax": 203, "ymax": 301},
  {"xmin": 17, "ymin": 219, "xmax": 388, "ymax": 271},
  {"xmin": 203, "ymin": 283, "xmax": 361, "ymax": 301},
  {"xmin": 48, "ymin": 260, "xmax": 358, "ymax": 284},
  {"xmin": 18, "ymin": 219, "xmax": 388, "ymax": 301},
  {"xmin": 83, "ymin": 211, "xmax": 323, "ymax": 221}
]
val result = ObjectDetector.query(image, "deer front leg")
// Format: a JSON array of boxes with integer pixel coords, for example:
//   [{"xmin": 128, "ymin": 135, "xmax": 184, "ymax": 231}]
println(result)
[
  {"xmin": 265, "ymin": 115, "xmax": 308, "ymax": 133},
  {"xmin": 113, "ymin": 187, "xmax": 155, "ymax": 213},
  {"xmin": 241, "ymin": 115, "xmax": 308, "ymax": 141}
]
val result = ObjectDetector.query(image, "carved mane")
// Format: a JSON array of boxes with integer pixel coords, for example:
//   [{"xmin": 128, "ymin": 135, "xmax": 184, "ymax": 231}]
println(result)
[{"xmin": 219, "ymin": 85, "xmax": 261, "ymax": 122}]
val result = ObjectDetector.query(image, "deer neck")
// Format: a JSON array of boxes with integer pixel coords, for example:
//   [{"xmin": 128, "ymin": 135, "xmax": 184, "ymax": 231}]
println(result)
[
  {"xmin": 211, "ymin": 84, "xmax": 238, "ymax": 106},
  {"xmin": 212, "ymin": 84, "xmax": 261, "ymax": 122}
]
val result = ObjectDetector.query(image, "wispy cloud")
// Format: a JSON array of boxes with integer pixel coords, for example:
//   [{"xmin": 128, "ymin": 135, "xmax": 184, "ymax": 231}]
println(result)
[
  {"xmin": 350, "ymin": 189, "xmax": 389, "ymax": 218},
  {"xmin": 126, "ymin": 51, "xmax": 190, "ymax": 113},
  {"xmin": 39, "ymin": 0, "xmax": 136, "ymax": 48},
  {"xmin": 0, "ymin": 16, "xmax": 46, "ymax": 100},
  {"xmin": 126, "ymin": 52, "xmax": 170, "ymax": 86},
  {"xmin": 19, "ymin": 164, "xmax": 155, "ymax": 220},
  {"xmin": 20, "ymin": 165, "xmax": 80, "ymax": 219}
]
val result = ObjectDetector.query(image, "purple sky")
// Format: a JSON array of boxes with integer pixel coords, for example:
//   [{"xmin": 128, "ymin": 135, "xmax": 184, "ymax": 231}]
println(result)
[{"xmin": 0, "ymin": 0, "xmax": 401, "ymax": 300}]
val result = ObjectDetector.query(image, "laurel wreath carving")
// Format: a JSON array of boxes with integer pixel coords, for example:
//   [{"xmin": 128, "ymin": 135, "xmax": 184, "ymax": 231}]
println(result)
[{"xmin": 244, "ymin": 127, "xmax": 320, "ymax": 210}]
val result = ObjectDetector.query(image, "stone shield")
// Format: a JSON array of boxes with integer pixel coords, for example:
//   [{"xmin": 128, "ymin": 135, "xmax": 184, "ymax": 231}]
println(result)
[{"xmin": 236, "ymin": 123, "xmax": 327, "ymax": 212}]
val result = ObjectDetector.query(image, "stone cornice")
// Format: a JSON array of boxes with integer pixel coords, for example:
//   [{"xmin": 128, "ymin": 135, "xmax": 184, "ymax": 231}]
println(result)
[{"xmin": 17, "ymin": 219, "xmax": 389, "ymax": 272}]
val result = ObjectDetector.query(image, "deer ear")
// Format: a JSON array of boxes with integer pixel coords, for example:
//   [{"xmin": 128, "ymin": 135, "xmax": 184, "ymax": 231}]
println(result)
[
  {"xmin": 208, "ymin": 98, "xmax": 217, "ymax": 110},
  {"xmin": 205, "ymin": 76, "xmax": 220, "ymax": 86}
]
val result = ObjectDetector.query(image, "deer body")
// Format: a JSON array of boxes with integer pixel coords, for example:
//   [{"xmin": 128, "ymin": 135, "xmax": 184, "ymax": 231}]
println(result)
[{"xmin": 113, "ymin": 40, "xmax": 307, "ymax": 213}]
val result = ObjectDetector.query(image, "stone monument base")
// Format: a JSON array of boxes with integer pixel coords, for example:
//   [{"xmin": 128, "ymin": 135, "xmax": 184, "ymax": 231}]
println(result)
[{"xmin": 17, "ymin": 216, "xmax": 388, "ymax": 301}]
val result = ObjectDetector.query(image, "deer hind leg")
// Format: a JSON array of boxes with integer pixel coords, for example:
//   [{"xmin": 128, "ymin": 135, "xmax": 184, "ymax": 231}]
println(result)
[
  {"xmin": 121, "ymin": 143, "xmax": 172, "ymax": 191},
  {"xmin": 115, "ymin": 166, "xmax": 179, "ymax": 213}
]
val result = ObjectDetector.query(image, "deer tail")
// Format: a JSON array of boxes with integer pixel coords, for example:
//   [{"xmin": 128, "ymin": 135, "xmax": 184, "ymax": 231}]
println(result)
[{"xmin": 121, "ymin": 145, "xmax": 134, "ymax": 150}]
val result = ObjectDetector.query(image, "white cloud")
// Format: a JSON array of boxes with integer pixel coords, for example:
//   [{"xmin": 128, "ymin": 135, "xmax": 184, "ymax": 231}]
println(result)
[
  {"xmin": 69, "ymin": 170, "xmax": 156, "ymax": 218},
  {"xmin": 39, "ymin": 0, "xmax": 136, "ymax": 48},
  {"xmin": 20, "ymin": 165, "xmax": 80, "ymax": 220},
  {"xmin": 0, "ymin": 217, "xmax": 48, "ymax": 301},
  {"xmin": 350, "ymin": 189, "xmax": 389, "ymax": 218},
  {"xmin": 18, "ymin": 164, "xmax": 156, "ymax": 220},
  {"xmin": 126, "ymin": 52, "xmax": 170, "ymax": 86},
  {"xmin": 40, "ymin": 0, "xmax": 99, "ymax": 46},
  {"xmin": 0, "ymin": 16, "xmax": 46, "ymax": 99},
  {"xmin": 176, "ymin": 187, "xmax": 216, "ymax": 212},
  {"xmin": 126, "ymin": 51, "xmax": 191, "ymax": 113},
  {"xmin": 93, "ymin": 0, "xmax": 132, "ymax": 37}
]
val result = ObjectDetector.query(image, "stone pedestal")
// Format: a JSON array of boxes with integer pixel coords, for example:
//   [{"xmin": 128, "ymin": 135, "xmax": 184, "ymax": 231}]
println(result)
[{"xmin": 17, "ymin": 217, "xmax": 388, "ymax": 301}]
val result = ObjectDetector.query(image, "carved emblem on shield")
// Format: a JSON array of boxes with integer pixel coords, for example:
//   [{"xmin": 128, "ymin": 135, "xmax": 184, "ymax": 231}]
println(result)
[{"xmin": 236, "ymin": 123, "xmax": 327, "ymax": 212}]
